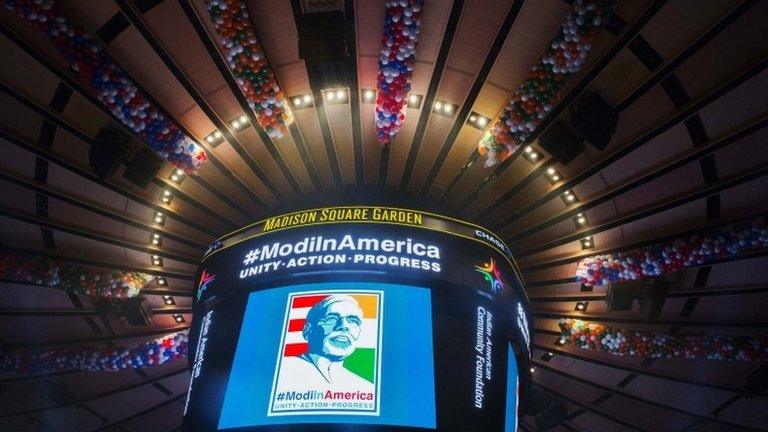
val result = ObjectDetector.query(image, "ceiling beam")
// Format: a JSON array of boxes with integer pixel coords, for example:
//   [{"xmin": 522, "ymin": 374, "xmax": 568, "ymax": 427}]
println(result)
[
  {"xmin": 0, "ymin": 126, "xmax": 223, "ymax": 237},
  {"xmin": 533, "ymin": 311, "xmax": 768, "ymax": 329},
  {"xmin": 0, "ymin": 246, "xmax": 193, "ymax": 280},
  {"xmin": 532, "ymin": 340, "xmax": 745, "ymax": 393},
  {"xmin": 506, "ymin": 114, "xmax": 768, "ymax": 242},
  {"xmin": 0, "ymin": 307, "xmax": 191, "ymax": 317},
  {"xmin": 518, "ymin": 161, "xmax": 768, "ymax": 257},
  {"xmin": 0, "ymin": 168, "xmax": 208, "ymax": 251},
  {"xmin": 2, "ymin": 325, "xmax": 190, "ymax": 349},
  {"xmin": 533, "ymin": 383, "xmax": 646, "ymax": 432},
  {"xmin": 493, "ymin": 55, "xmax": 768, "ymax": 229},
  {"xmin": 0, "ymin": 20, "xmax": 262, "ymax": 220},
  {"xmin": 417, "ymin": 0, "xmax": 526, "ymax": 198},
  {"xmin": 532, "ymin": 361, "xmax": 763, "ymax": 431},
  {"xmin": 344, "ymin": 0, "xmax": 364, "ymax": 186},
  {"xmin": 521, "ymin": 212, "xmax": 768, "ymax": 271},
  {"xmin": 615, "ymin": 0, "xmax": 759, "ymax": 112},
  {"xmin": 397, "ymin": 0, "xmax": 465, "ymax": 191},
  {"xmin": 89, "ymin": 391, "xmax": 187, "ymax": 432},
  {"xmin": 0, "ymin": 367, "xmax": 189, "ymax": 419},
  {"xmin": 118, "ymin": 0, "xmax": 299, "ymax": 205},
  {"xmin": 0, "ymin": 82, "xmax": 239, "ymax": 232},
  {"xmin": 285, "ymin": 0, "xmax": 344, "ymax": 188},
  {"xmin": 0, "ymin": 206, "xmax": 200, "ymax": 265},
  {"xmin": 446, "ymin": 0, "xmax": 669, "ymax": 207}
]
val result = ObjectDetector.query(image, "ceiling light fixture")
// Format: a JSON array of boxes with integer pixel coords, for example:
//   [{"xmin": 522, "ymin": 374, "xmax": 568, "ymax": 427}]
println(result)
[
  {"xmin": 432, "ymin": 100, "xmax": 457, "ymax": 118},
  {"xmin": 362, "ymin": 89, "xmax": 376, "ymax": 103},
  {"xmin": 291, "ymin": 93, "xmax": 314, "ymax": 109},
  {"xmin": 323, "ymin": 89, "xmax": 348, "ymax": 105},
  {"xmin": 406, "ymin": 93, "xmax": 423, "ymax": 109},
  {"xmin": 163, "ymin": 295, "xmax": 175, "ymax": 305},
  {"xmin": 169, "ymin": 169, "xmax": 185, "ymax": 184},
  {"xmin": 580, "ymin": 236, "xmax": 595, "ymax": 250},
  {"xmin": 154, "ymin": 211, "xmax": 165, "ymax": 225},
  {"xmin": 574, "ymin": 213, "xmax": 588, "ymax": 226},
  {"xmin": 150, "ymin": 233, "xmax": 162, "ymax": 246},
  {"xmin": 151, "ymin": 255, "xmax": 163, "ymax": 266},
  {"xmin": 204, "ymin": 130, "xmax": 225, "ymax": 147},
  {"xmin": 575, "ymin": 301, "xmax": 589, "ymax": 312},
  {"xmin": 466, "ymin": 111, "xmax": 491, "ymax": 130},
  {"xmin": 157, "ymin": 277, "xmax": 167, "ymax": 286},
  {"xmin": 173, "ymin": 314, "xmax": 185, "ymax": 323},
  {"xmin": 561, "ymin": 190, "xmax": 578, "ymax": 205},
  {"xmin": 160, "ymin": 190, "xmax": 173, "ymax": 204}
]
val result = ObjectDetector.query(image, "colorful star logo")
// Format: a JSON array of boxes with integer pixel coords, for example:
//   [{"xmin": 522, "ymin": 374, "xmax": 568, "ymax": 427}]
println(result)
[
  {"xmin": 475, "ymin": 259, "xmax": 505, "ymax": 294},
  {"xmin": 196, "ymin": 270, "xmax": 216, "ymax": 301}
]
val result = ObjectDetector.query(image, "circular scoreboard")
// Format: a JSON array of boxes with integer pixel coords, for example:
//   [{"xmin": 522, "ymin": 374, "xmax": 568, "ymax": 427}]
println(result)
[{"xmin": 182, "ymin": 206, "xmax": 532, "ymax": 431}]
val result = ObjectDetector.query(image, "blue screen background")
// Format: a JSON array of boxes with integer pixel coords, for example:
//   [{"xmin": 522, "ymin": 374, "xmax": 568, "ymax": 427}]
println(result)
[
  {"xmin": 218, "ymin": 282, "xmax": 436, "ymax": 429},
  {"xmin": 504, "ymin": 344, "xmax": 519, "ymax": 432}
]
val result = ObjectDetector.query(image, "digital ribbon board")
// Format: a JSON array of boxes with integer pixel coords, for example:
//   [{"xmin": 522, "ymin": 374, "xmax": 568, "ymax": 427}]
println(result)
[{"xmin": 183, "ymin": 206, "xmax": 533, "ymax": 431}]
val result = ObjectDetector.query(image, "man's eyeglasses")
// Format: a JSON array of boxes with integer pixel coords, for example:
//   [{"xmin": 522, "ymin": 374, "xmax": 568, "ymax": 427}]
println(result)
[{"xmin": 318, "ymin": 314, "xmax": 362, "ymax": 329}]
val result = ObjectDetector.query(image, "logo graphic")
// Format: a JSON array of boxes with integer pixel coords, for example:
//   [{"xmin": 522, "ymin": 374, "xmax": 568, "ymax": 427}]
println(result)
[
  {"xmin": 196, "ymin": 270, "xmax": 216, "ymax": 301},
  {"xmin": 268, "ymin": 290, "xmax": 383, "ymax": 416},
  {"xmin": 475, "ymin": 259, "xmax": 506, "ymax": 294}
]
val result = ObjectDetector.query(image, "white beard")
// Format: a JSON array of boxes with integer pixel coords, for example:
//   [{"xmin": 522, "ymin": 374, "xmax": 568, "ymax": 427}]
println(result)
[{"xmin": 322, "ymin": 333, "xmax": 356, "ymax": 359}]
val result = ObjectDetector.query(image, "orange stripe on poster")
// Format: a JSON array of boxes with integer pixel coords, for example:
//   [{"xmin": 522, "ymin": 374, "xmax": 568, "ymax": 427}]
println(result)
[{"xmin": 351, "ymin": 294, "xmax": 378, "ymax": 318}]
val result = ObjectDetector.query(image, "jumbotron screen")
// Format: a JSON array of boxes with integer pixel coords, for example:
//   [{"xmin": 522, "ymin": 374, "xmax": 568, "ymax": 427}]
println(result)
[{"xmin": 182, "ymin": 206, "xmax": 533, "ymax": 431}]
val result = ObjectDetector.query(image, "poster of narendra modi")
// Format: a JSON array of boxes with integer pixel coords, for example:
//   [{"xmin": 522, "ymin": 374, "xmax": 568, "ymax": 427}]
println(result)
[{"xmin": 268, "ymin": 290, "xmax": 383, "ymax": 416}]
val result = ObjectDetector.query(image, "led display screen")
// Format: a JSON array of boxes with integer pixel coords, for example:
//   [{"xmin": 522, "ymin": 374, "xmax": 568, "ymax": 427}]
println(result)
[{"xmin": 182, "ymin": 207, "xmax": 532, "ymax": 431}]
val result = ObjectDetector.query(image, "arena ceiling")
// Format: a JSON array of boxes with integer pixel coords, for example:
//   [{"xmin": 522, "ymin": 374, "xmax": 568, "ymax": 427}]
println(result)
[{"xmin": 0, "ymin": 0, "xmax": 767, "ymax": 431}]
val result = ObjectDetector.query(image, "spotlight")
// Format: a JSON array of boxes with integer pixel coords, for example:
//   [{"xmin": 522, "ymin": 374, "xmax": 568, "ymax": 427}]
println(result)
[
  {"xmin": 231, "ymin": 119, "xmax": 240, "ymax": 129},
  {"xmin": 163, "ymin": 295, "xmax": 175, "ymax": 305},
  {"xmin": 406, "ymin": 93, "xmax": 423, "ymax": 109},
  {"xmin": 323, "ymin": 89, "xmax": 348, "ymax": 104},
  {"xmin": 294, "ymin": 97, "xmax": 303, "ymax": 105},
  {"xmin": 466, "ymin": 111, "xmax": 492, "ymax": 130},
  {"xmin": 150, "ymin": 233, "xmax": 162, "ymax": 246},
  {"xmin": 173, "ymin": 314, "xmax": 185, "ymax": 323},
  {"xmin": 362, "ymin": 89, "xmax": 376, "ymax": 103},
  {"xmin": 291, "ymin": 93, "xmax": 314, "ymax": 110},
  {"xmin": 157, "ymin": 277, "xmax": 167, "ymax": 286},
  {"xmin": 239, "ymin": 115, "xmax": 247, "ymax": 123},
  {"xmin": 433, "ymin": 100, "xmax": 457, "ymax": 117},
  {"xmin": 151, "ymin": 255, "xmax": 163, "ymax": 266},
  {"xmin": 303, "ymin": 94, "xmax": 311, "ymax": 103},
  {"xmin": 555, "ymin": 337, "xmax": 566, "ymax": 346},
  {"xmin": 574, "ymin": 213, "xmax": 588, "ymax": 226},
  {"xmin": 205, "ymin": 130, "xmax": 225, "ymax": 148},
  {"xmin": 169, "ymin": 169, "xmax": 185, "ymax": 184},
  {"xmin": 160, "ymin": 190, "xmax": 172, "ymax": 204},
  {"xmin": 561, "ymin": 190, "xmax": 578, "ymax": 205},
  {"xmin": 154, "ymin": 211, "xmax": 165, "ymax": 225},
  {"xmin": 530, "ymin": 366, "xmax": 536, "ymax": 373},
  {"xmin": 524, "ymin": 146, "xmax": 533, "ymax": 153},
  {"xmin": 545, "ymin": 166, "xmax": 562, "ymax": 184},
  {"xmin": 575, "ymin": 301, "xmax": 589, "ymax": 311},
  {"xmin": 541, "ymin": 352, "xmax": 554, "ymax": 361},
  {"xmin": 229, "ymin": 115, "xmax": 251, "ymax": 132},
  {"xmin": 580, "ymin": 236, "xmax": 594, "ymax": 250},
  {"xmin": 336, "ymin": 90, "xmax": 345, "ymax": 99},
  {"xmin": 326, "ymin": 92, "xmax": 335, "ymax": 101}
]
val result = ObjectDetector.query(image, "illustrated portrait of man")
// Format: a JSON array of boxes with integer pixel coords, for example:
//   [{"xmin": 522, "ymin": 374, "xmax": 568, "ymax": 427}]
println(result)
[{"xmin": 279, "ymin": 294, "xmax": 373, "ymax": 388}]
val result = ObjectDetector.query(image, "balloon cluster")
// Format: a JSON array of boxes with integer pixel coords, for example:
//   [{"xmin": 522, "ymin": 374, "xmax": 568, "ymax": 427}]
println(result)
[
  {"xmin": 576, "ymin": 217, "xmax": 768, "ymax": 287},
  {"xmin": 0, "ymin": 331, "xmax": 188, "ymax": 373},
  {"xmin": 559, "ymin": 319, "xmax": 768, "ymax": 362},
  {"xmin": 478, "ymin": 0, "xmax": 617, "ymax": 166},
  {"xmin": 375, "ymin": 0, "xmax": 424, "ymax": 145},
  {"xmin": 0, "ymin": 251, "xmax": 150, "ymax": 298},
  {"xmin": 206, "ymin": 0, "xmax": 291, "ymax": 138},
  {"xmin": 5, "ymin": 0, "xmax": 207, "ymax": 173}
]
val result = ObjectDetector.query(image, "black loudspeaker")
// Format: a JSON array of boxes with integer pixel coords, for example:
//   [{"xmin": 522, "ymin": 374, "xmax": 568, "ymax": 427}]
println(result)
[
  {"xmin": 122, "ymin": 297, "xmax": 154, "ymax": 326},
  {"xmin": 297, "ymin": 11, "xmax": 348, "ymax": 64},
  {"xmin": 570, "ymin": 92, "xmax": 618, "ymax": 151},
  {"xmin": 123, "ymin": 147, "xmax": 163, "ymax": 188},
  {"xmin": 89, "ymin": 125, "xmax": 130, "ymax": 179},
  {"xmin": 606, "ymin": 283, "xmax": 634, "ymax": 311},
  {"xmin": 744, "ymin": 364, "xmax": 768, "ymax": 394},
  {"xmin": 38, "ymin": 379, "xmax": 77, "ymax": 406},
  {"xmin": 538, "ymin": 120, "xmax": 584, "ymax": 165}
]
